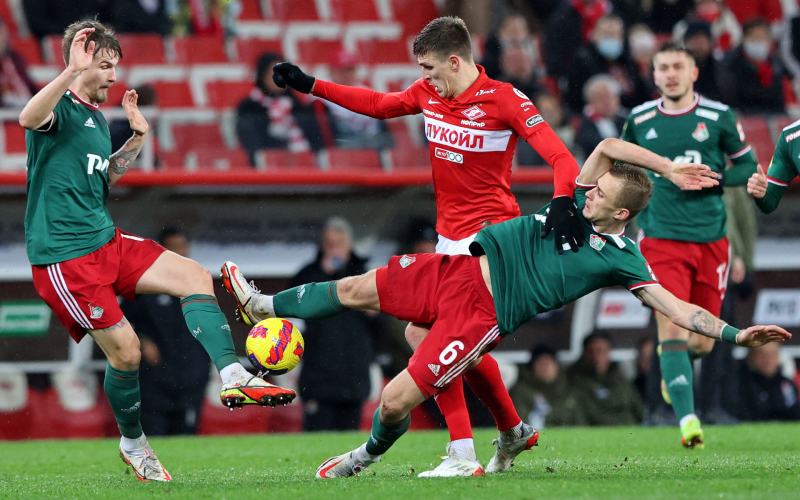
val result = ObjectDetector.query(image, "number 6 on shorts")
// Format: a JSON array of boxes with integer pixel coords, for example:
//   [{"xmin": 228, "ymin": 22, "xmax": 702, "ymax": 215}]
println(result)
[{"xmin": 439, "ymin": 340, "xmax": 465, "ymax": 365}]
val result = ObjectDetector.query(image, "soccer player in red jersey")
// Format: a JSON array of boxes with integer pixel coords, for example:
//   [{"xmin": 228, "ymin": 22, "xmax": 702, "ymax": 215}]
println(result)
[{"xmin": 269, "ymin": 17, "xmax": 584, "ymax": 476}]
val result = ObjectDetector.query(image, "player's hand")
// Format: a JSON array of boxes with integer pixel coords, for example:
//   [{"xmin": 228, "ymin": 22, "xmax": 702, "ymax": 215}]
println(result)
[
  {"xmin": 272, "ymin": 62, "xmax": 316, "ymax": 94},
  {"xmin": 667, "ymin": 162, "xmax": 719, "ymax": 191},
  {"xmin": 735, "ymin": 325, "xmax": 792, "ymax": 347},
  {"xmin": 747, "ymin": 164, "xmax": 768, "ymax": 199},
  {"xmin": 542, "ymin": 196, "xmax": 584, "ymax": 254},
  {"xmin": 122, "ymin": 90, "xmax": 149, "ymax": 136},
  {"xmin": 67, "ymin": 28, "xmax": 96, "ymax": 73}
]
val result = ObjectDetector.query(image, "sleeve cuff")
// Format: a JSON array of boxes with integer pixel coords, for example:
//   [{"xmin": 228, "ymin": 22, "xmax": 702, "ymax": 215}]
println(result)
[
  {"xmin": 628, "ymin": 281, "xmax": 660, "ymax": 291},
  {"xmin": 34, "ymin": 111, "xmax": 56, "ymax": 133}
]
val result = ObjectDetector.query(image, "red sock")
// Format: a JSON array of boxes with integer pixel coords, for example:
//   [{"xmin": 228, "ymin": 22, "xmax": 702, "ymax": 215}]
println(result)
[
  {"xmin": 434, "ymin": 376, "xmax": 473, "ymax": 441},
  {"xmin": 464, "ymin": 354, "xmax": 521, "ymax": 431}
]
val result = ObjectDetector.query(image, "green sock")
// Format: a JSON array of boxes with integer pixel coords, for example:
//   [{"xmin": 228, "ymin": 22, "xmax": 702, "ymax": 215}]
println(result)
[
  {"xmin": 273, "ymin": 281, "xmax": 347, "ymax": 320},
  {"xmin": 365, "ymin": 408, "xmax": 411, "ymax": 456},
  {"xmin": 180, "ymin": 294, "xmax": 239, "ymax": 372},
  {"xmin": 104, "ymin": 364, "xmax": 143, "ymax": 439},
  {"xmin": 659, "ymin": 340, "xmax": 695, "ymax": 420}
]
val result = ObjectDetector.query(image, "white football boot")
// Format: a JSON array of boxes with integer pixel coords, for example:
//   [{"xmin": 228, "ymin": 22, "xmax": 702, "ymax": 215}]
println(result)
[
  {"xmin": 485, "ymin": 423, "xmax": 539, "ymax": 473},
  {"xmin": 119, "ymin": 443, "xmax": 172, "ymax": 482},
  {"xmin": 220, "ymin": 261, "xmax": 271, "ymax": 326},
  {"xmin": 315, "ymin": 450, "xmax": 371, "ymax": 479},
  {"xmin": 418, "ymin": 443, "xmax": 485, "ymax": 477},
  {"xmin": 220, "ymin": 375, "xmax": 296, "ymax": 409}
]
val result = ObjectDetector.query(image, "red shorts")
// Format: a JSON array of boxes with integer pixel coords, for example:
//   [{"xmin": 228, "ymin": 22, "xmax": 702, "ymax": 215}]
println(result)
[
  {"xmin": 376, "ymin": 253, "xmax": 500, "ymax": 398},
  {"xmin": 31, "ymin": 229, "xmax": 166, "ymax": 342},
  {"xmin": 638, "ymin": 236, "xmax": 730, "ymax": 315}
]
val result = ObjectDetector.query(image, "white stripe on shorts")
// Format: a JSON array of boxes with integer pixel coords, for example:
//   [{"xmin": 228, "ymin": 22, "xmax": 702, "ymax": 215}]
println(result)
[
  {"xmin": 47, "ymin": 263, "xmax": 93, "ymax": 330},
  {"xmin": 434, "ymin": 326, "xmax": 500, "ymax": 388}
]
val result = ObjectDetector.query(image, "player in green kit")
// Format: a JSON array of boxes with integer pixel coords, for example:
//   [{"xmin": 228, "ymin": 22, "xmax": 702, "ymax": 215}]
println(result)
[
  {"xmin": 746, "ymin": 119, "xmax": 800, "ymax": 210},
  {"xmin": 20, "ymin": 20, "xmax": 295, "ymax": 482},
  {"xmin": 621, "ymin": 41, "xmax": 758, "ymax": 449},
  {"xmin": 222, "ymin": 138, "xmax": 789, "ymax": 478}
]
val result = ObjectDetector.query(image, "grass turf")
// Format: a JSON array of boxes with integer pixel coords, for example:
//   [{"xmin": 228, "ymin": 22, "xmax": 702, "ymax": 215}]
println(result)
[{"xmin": 1, "ymin": 423, "xmax": 799, "ymax": 500}]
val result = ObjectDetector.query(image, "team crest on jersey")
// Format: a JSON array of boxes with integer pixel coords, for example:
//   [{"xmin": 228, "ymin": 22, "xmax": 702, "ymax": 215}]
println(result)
[
  {"xmin": 428, "ymin": 364, "xmax": 441, "ymax": 376},
  {"xmin": 461, "ymin": 105, "xmax": 486, "ymax": 120},
  {"xmin": 692, "ymin": 122, "xmax": 710, "ymax": 142},
  {"xmin": 88, "ymin": 303, "xmax": 104, "ymax": 320},
  {"xmin": 399, "ymin": 255, "xmax": 416, "ymax": 268},
  {"xmin": 590, "ymin": 234, "xmax": 606, "ymax": 251}
]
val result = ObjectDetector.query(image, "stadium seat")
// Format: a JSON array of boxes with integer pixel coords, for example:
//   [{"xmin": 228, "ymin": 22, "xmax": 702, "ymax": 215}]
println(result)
[
  {"xmin": 236, "ymin": 38, "xmax": 284, "ymax": 67},
  {"xmin": 0, "ymin": 1, "xmax": 22, "ymax": 36},
  {"xmin": 329, "ymin": 0, "xmax": 380, "ymax": 21},
  {"xmin": 389, "ymin": 146, "xmax": 429, "ymax": 170},
  {"xmin": 105, "ymin": 80, "xmax": 129, "ymax": 107},
  {"xmin": 268, "ymin": 0, "xmax": 319, "ymax": 21},
  {"xmin": 326, "ymin": 148, "xmax": 383, "ymax": 171},
  {"xmin": 390, "ymin": 0, "xmax": 439, "ymax": 36},
  {"xmin": 206, "ymin": 80, "xmax": 253, "ymax": 109},
  {"xmin": 238, "ymin": 0, "xmax": 265, "ymax": 20},
  {"xmin": 198, "ymin": 399, "xmax": 269, "ymax": 435},
  {"xmin": 35, "ymin": 388, "xmax": 112, "ymax": 439},
  {"xmin": 262, "ymin": 150, "xmax": 319, "ymax": 170},
  {"xmin": 0, "ymin": 389, "xmax": 39, "ymax": 440},
  {"xmin": 116, "ymin": 34, "xmax": 167, "ymax": 65},
  {"xmin": 189, "ymin": 146, "xmax": 252, "ymax": 170},
  {"xmin": 739, "ymin": 115, "xmax": 774, "ymax": 166},
  {"xmin": 173, "ymin": 36, "xmax": 229, "ymax": 65},
  {"xmin": 295, "ymin": 39, "xmax": 344, "ymax": 66},
  {"xmin": 150, "ymin": 80, "xmax": 195, "ymax": 108},
  {"xmin": 3, "ymin": 121, "xmax": 27, "ymax": 154},
  {"xmin": 9, "ymin": 37, "xmax": 43, "ymax": 65},
  {"xmin": 43, "ymin": 34, "xmax": 64, "ymax": 64},
  {"xmin": 171, "ymin": 123, "xmax": 226, "ymax": 153},
  {"xmin": 159, "ymin": 150, "xmax": 187, "ymax": 170},
  {"xmin": 356, "ymin": 39, "xmax": 412, "ymax": 64}
]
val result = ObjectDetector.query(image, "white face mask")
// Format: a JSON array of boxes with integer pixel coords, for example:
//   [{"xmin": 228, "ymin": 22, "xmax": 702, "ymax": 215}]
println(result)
[
  {"xmin": 596, "ymin": 37, "xmax": 624, "ymax": 60},
  {"xmin": 743, "ymin": 40, "xmax": 770, "ymax": 62},
  {"xmin": 629, "ymin": 33, "xmax": 656, "ymax": 58}
]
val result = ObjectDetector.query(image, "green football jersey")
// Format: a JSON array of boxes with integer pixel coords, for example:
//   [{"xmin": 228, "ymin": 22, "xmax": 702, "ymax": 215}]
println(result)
[
  {"xmin": 24, "ymin": 90, "xmax": 116, "ymax": 266},
  {"xmin": 764, "ymin": 118, "xmax": 800, "ymax": 186},
  {"xmin": 473, "ymin": 186, "xmax": 658, "ymax": 336},
  {"xmin": 621, "ymin": 94, "xmax": 755, "ymax": 243}
]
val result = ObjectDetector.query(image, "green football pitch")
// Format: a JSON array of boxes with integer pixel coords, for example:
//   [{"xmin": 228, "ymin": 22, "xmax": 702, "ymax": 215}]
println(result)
[{"xmin": 1, "ymin": 423, "xmax": 799, "ymax": 500}]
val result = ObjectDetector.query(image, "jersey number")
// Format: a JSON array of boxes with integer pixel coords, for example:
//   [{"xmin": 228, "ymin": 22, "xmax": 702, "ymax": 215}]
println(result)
[
  {"xmin": 439, "ymin": 341, "xmax": 465, "ymax": 365},
  {"xmin": 716, "ymin": 263, "xmax": 727, "ymax": 291},
  {"xmin": 673, "ymin": 150, "xmax": 702, "ymax": 164},
  {"xmin": 86, "ymin": 154, "xmax": 109, "ymax": 175}
]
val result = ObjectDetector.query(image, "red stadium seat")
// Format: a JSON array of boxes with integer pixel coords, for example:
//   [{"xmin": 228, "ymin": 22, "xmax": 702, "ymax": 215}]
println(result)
[
  {"xmin": 116, "ymin": 34, "xmax": 166, "ymax": 65},
  {"xmin": 9, "ymin": 37, "xmax": 43, "ymax": 65},
  {"xmin": 36, "ymin": 388, "xmax": 112, "ymax": 439},
  {"xmin": 0, "ymin": 1, "xmax": 22, "ymax": 36},
  {"xmin": 262, "ymin": 150, "xmax": 319, "ymax": 170},
  {"xmin": 296, "ymin": 39, "xmax": 343, "ymax": 66},
  {"xmin": 173, "ymin": 36, "xmax": 229, "ymax": 64},
  {"xmin": 206, "ymin": 80, "xmax": 253, "ymax": 109},
  {"xmin": 268, "ymin": 0, "xmax": 319, "ymax": 21},
  {"xmin": 356, "ymin": 39, "xmax": 412, "ymax": 65},
  {"xmin": 326, "ymin": 148, "xmax": 382, "ymax": 171},
  {"xmin": 43, "ymin": 34, "xmax": 64, "ymax": 64},
  {"xmin": 391, "ymin": 0, "xmax": 439, "ymax": 35},
  {"xmin": 739, "ymin": 115, "xmax": 774, "ymax": 166},
  {"xmin": 390, "ymin": 146, "xmax": 429, "ymax": 170},
  {"xmin": 3, "ymin": 122, "xmax": 27, "ymax": 154},
  {"xmin": 105, "ymin": 80, "xmax": 129, "ymax": 107},
  {"xmin": 151, "ymin": 80, "xmax": 195, "ymax": 107},
  {"xmin": 329, "ymin": 0, "xmax": 380, "ymax": 21},
  {"xmin": 159, "ymin": 150, "xmax": 187, "ymax": 170},
  {"xmin": 171, "ymin": 123, "xmax": 225, "ymax": 152},
  {"xmin": 236, "ymin": 38, "xmax": 283, "ymax": 66},
  {"xmin": 191, "ymin": 146, "xmax": 252, "ymax": 170},
  {"xmin": 239, "ymin": 0, "xmax": 265, "ymax": 20}
]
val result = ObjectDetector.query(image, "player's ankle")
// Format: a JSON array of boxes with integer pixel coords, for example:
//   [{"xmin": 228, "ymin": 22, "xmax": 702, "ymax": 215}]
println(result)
[
  {"xmin": 353, "ymin": 443, "xmax": 381, "ymax": 466},
  {"xmin": 499, "ymin": 421, "xmax": 524, "ymax": 442},
  {"xmin": 253, "ymin": 294, "xmax": 275, "ymax": 317},
  {"xmin": 121, "ymin": 433, "xmax": 148, "ymax": 454},
  {"xmin": 449, "ymin": 438, "xmax": 477, "ymax": 461},
  {"xmin": 219, "ymin": 362, "xmax": 251, "ymax": 385}
]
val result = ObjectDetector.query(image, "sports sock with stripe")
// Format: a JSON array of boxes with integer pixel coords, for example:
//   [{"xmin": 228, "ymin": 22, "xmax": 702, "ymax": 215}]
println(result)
[
  {"xmin": 433, "ymin": 377, "xmax": 474, "ymax": 442},
  {"xmin": 659, "ymin": 340, "xmax": 695, "ymax": 420},
  {"xmin": 180, "ymin": 294, "xmax": 240, "ymax": 372},
  {"xmin": 463, "ymin": 354, "xmax": 521, "ymax": 431},
  {"xmin": 273, "ymin": 281, "xmax": 347, "ymax": 320},
  {"xmin": 105, "ymin": 363, "xmax": 143, "ymax": 439},
  {"xmin": 365, "ymin": 408, "xmax": 411, "ymax": 456}
]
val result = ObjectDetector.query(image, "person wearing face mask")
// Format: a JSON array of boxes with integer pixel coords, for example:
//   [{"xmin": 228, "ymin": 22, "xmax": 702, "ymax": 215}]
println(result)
[
  {"xmin": 718, "ymin": 17, "xmax": 785, "ymax": 114},
  {"xmin": 563, "ymin": 14, "xmax": 650, "ymax": 114},
  {"xmin": 674, "ymin": 0, "xmax": 742, "ymax": 56}
]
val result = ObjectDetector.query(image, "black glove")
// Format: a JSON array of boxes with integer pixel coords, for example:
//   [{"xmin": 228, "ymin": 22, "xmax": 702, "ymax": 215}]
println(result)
[
  {"xmin": 272, "ymin": 62, "xmax": 316, "ymax": 94},
  {"xmin": 715, "ymin": 170, "xmax": 726, "ymax": 187},
  {"xmin": 541, "ymin": 195, "xmax": 584, "ymax": 254}
]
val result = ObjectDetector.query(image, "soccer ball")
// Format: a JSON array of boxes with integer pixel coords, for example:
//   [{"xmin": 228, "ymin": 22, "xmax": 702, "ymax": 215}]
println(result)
[{"xmin": 246, "ymin": 318, "xmax": 305, "ymax": 375}]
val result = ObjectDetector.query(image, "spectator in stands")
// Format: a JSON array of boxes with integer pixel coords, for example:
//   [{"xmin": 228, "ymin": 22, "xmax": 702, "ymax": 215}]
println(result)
[
  {"xmin": 516, "ymin": 92, "xmax": 581, "ymax": 165},
  {"xmin": 628, "ymin": 24, "xmax": 658, "ymax": 99},
  {"xmin": 567, "ymin": 332, "xmax": 644, "ymax": 426},
  {"xmin": 683, "ymin": 20, "xmax": 723, "ymax": 101},
  {"xmin": 481, "ymin": 12, "xmax": 537, "ymax": 80},
  {"xmin": 236, "ymin": 52, "xmax": 324, "ymax": 167},
  {"xmin": 293, "ymin": 217, "xmax": 381, "ymax": 432},
  {"xmin": 575, "ymin": 74, "xmax": 627, "ymax": 159},
  {"xmin": 544, "ymin": 0, "xmax": 614, "ymax": 79},
  {"xmin": 734, "ymin": 343, "xmax": 800, "ymax": 422},
  {"xmin": 496, "ymin": 19, "xmax": 546, "ymax": 104},
  {"xmin": 0, "ymin": 17, "xmax": 37, "ymax": 108},
  {"xmin": 120, "ymin": 227, "xmax": 210, "ymax": 436},
  {"xmin": 726, "ymin": 0, "xmax": 782, "ymax": 27},
  {"xmin": 719, "ymin": 17, "xmax": 785, "ymax": 115},
  {"xmin": 22, "ymin": 0, "xmax": 110, "ymax": 38},
  {"xmin": 634, "ymin": 336, "xmax": 655, "ymax": 401},
  {"xmin": 509, "ymin": 344, "xmax": 586, "ymax": 428},
  {"xmin": 673, "ymin": 0, "xmax": 741, "ymax": 56},
  {"xmin": 108, "ymin": 0, "xmax": 171, "ymax": 36},
  {"xmin": 314, "ymin": 50, "xmax": 393, "ymax": 151},
  {"xmin": 563, "ymin": 14, "xmax": 650, "ymax": 114}
]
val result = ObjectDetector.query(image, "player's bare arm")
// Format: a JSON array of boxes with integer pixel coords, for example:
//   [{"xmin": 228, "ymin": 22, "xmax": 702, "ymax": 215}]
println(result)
[
  {"xmin": 633, "ymin": 285, "xmax": 791, "ymax": 347},
  {"xmin": 108, "ymin": 90, "xmax": 149, "ymax": 186},
  {"xmin": 579, "ymin": 138, "xmax": 719, "ymax": 190},
  {"xmin": 19, "ymin": 28, "xmax": 96, "ymax": 130}
]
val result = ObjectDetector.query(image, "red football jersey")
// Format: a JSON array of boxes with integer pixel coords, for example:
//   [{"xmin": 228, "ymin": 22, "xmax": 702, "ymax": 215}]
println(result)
[{"xmin": 313, "ymin": 66, "xmax": 577, "ymax": 240}]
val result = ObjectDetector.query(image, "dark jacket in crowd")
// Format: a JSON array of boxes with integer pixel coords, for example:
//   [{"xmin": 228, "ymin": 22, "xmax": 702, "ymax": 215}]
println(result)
[
  {"xmin": 292, "ymin": 252, "xmax": 379, "ymax": 403},
  {"xmin": 575, "ymin": 112, "xmax": 627, "ymax": 159},
  {"xmin": 543, "ymin": 1, "xmax": 586, "ymax": 78},
  {"xmin": 509, "ymin": 366, "xmax": 586, "ymax": 427},
  {"xmin": 734, "ymin": 361, "xmax": 800, "ymax": 422},
  {"xmin": 694, "ymin": 55, "xmax": 724, "ymax": 102},
  {"xmin": 566, "ymin": 359, "xmax": 644, "ymax": 426},
  {"xmin": 719, "ymin": 47, "xmax": 786, "ymax": 114}
]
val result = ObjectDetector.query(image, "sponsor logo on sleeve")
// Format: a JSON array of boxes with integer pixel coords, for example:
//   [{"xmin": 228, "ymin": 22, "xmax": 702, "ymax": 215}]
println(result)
[
  {"xmin": 695, "ymin": 108, "xmax": 719, "ymax": 121},
  {"xmin": 786, "ymin": 130, "xmax": 800, "ymax": 142},
  {"xmin": 435, "ymin": 147, "xmax": 464, "ymax": 163},
  {"xmin": 520, "ymin": 101, "xmax": 534, "ymax": 108},
  {"xmin": 526, "ymin": 114, "xmax": 544, "ymax": 127},
  {"xmin": 646, "ymin": 263, "xmax": 658, "ymax": 281},
  {"xmin": 736, "ymin": 121, "xmax": 746, "ymax": 142},
  {"xmin": 634, "ymin": 110, "xmax": 657, "ymax": 125},
  {"xmin": 513, "ymin": 88, "xmax": 529, "ymax": 99},
  {"xmin": 461, "ymin": 105, "xmax": 486, "ymax": 120}
]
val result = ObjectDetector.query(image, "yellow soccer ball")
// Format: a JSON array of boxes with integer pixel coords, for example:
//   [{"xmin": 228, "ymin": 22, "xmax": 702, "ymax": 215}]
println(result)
[{"xmin": 246, "ymin": 318, "xmax": 304, "ymax": 375}]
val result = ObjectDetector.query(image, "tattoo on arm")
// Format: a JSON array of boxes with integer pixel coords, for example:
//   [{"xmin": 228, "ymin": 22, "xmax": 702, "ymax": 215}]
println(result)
[
  {"xmin": 108, "ymin": 144, "xmax": 141, "ymax": 186},
  {"xmin": 690, "ymin": 310, "xmax": 722, "ymax": 339}
]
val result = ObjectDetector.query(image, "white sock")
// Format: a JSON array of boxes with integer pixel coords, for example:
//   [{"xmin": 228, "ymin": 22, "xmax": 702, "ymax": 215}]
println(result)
[
  {"xmin": 121, "ymin": 433, "xmax": 148, "ymax": 454},
  {"xmin": 499, "ymin": 421, "xmax": 524, "ymax": 442},
  {"xmin": 253, "ymin": 295, "xmax": 275, "ymax": 317},
  {"xmin": 219, "ymin": 362, "xmax": 251, "ymax": 385},
  {"xmin": 448, "ymin": 438, "xmax": 476, "ymax": 461},
  {"xmin": 352, "ymin": 443, "xmax": 381, "ymax": 466}
]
